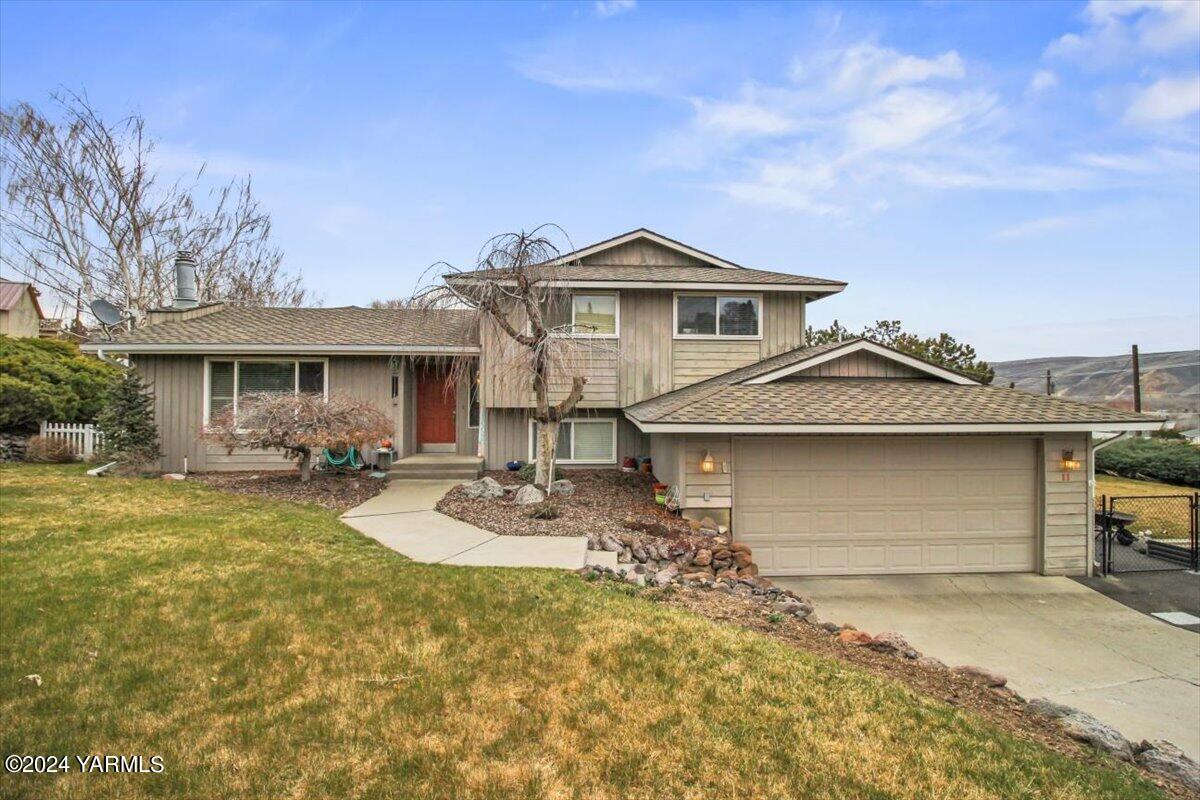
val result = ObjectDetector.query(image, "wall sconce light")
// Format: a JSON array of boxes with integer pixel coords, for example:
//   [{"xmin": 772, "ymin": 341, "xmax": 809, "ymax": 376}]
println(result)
[
  {"xmin": 700, "ymin": 450, "xmax": 716, "ymax": 474},
  {"xmin": 1060, "ymin": 449, "xmax": 1081, "ymax": 479}
]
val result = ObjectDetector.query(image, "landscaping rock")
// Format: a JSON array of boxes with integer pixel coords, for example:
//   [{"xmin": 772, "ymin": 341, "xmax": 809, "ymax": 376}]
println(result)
[
  {"xmin": 546, "ymin": 479, "xmax": 575, "ymax": 497},
  {"xmin": 1136, "ymin": 740, "xmax": 1200, "ymax": 792},
  {"xmin": 161, "ymin": 473, "xmax": 186, "ymax": 481},
  {"xmin": 513, "ymin": 484, "xmax": 545, "ymax": 505},
  {"xmin": 869, "ymin": 631, "xmax": 910, "ymax": 653},
  {"xmin": 599, "ymin": 534, "xmax": 622, "ymax": 552},
  {"xmin": 463, "ymin": 476, "xmax": 506, "ymax": 500},
  {"xmin": 820, "ymin": 621, "xmax": 841, "ymax": 634},
  {"xmin": 915, "ymin": 656, "xmax": 947, "ymax": 671},
  {"xmin": 692, "ymin": 549, "xmax": 712, "ymax": 566},
  {"xmin": 952, "ymin": 665, "xmax": 1007, "ymax": 688},
  {"xmin": 653, "ymin": 563, "xmax": 679, "ymax": 587},
  {"xmin": 1026, "ymin": 698, "xmax": 1073, "ymax": 719},
  {"xmin": 1060, "ymin": 712, "xmax": 1134, "ymax": 761},
  {"xmin": 838, "ymin": 629, "xmax": 873, "ymax": 646}
]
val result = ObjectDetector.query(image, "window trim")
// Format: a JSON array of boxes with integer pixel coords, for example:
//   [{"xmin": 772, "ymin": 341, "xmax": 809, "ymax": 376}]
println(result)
[
  {"xmin": 526, "ymin": 417, "xmax": 618, "ymax": 465},
  {"xmin": 203, "ymin": 356, "xmax": 329, "ymax": 425},
  {"xmin": 672, "ymin": 291, "xmax": 763, "ymax": 340},
  {"xmin": 535, "ymin": 290, "xmax": 621, "ymax": 339}
]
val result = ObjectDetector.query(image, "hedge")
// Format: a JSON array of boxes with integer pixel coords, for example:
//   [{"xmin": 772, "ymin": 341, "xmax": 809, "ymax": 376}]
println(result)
[
  {"xmin": 1096, "ymin": 437, "xmax": 1200, "ymax": 488},
  {"xmin": 0, "ymin": 335, "xmax": 120, "ymax": 432}
]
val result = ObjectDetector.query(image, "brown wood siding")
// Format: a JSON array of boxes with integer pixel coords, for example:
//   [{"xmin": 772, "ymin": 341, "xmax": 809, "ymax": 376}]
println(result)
[
  {"xmin": 1041, "ymin": 433, "xmax": 1090, "ymax": 576},
  {"xmin": 793, "ymin": 350, "xmax": 925, "ymax": 378},
  {"xmin": 681, "ymin": 434, "xmax": 733, "ymax": 507},
  {"xmin": 618, "ymin": 289, "xmax": 673, "ymax": 406}
]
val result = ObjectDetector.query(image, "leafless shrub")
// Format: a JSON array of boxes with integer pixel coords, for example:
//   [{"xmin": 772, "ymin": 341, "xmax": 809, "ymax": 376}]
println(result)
[{"xmin": 24, "ymin": 435, "xmax": 76, "ymax": 463}]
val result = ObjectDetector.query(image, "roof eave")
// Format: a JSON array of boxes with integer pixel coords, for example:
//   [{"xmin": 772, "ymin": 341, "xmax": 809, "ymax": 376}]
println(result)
[
  {"xmin": 444, "ymin": 276, "xmax": 846, "ymax": 294},
  {"xmin": 625, "ymin": 418, "xmax": 1164, "ymax": 434},
  {"xmin": 79, "ymin": 342, "xmax": 481, "ymax": 355}
]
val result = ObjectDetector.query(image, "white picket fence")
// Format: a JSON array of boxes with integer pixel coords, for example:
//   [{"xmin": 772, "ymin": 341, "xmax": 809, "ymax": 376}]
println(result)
[{"xmin": 39, "ymin": 422, "xmax": 105, "ymax": 459}]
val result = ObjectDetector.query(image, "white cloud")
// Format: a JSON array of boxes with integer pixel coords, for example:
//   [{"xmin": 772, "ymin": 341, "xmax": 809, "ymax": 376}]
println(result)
[
  {"xmin": 843, "ymin": 87, "xmax": 993, "ymax": 155},
  {"xmin": 1074, "ymin": 147, "xmax": 1198, "ymax": 173},
  {"xmin": 690, "ymin": 97, "xmax": 795, "ymax": 136},
  {"xmin": 1028, "ymin": 69, "xmax": 1058, "ymax": 93},
  {"xmin": 1046, "ymin": 1, "xmax": 1200, "ymax": 64},
  {"xmin": 594, "ymin": 0, "xmax": 636, "ymax": 18},
  {"xmin": 993, "ymin": 214, "xmax": 1087, "ymax": 240},
  {"xmin": 819, "ymin": 43, "xmax": 965, "ymax": 94},
  {"xmin": 1124, "ymin": 73, "xmax": 1200, "ymax": 123}
]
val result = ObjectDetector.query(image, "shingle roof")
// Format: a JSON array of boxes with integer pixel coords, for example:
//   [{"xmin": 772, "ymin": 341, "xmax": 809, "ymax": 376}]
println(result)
[
  {"xmin": 448, "ymin": 263, "xmax": 845, "ymax": 288},
  {"xmin": 626, "ymin": 338, "xmax": 1156, "ymax": 428},
  {"xmin": 634, "ymin": 380, "xmax": 1154, "ymax": 426},
  {"xmin": 89, "ymin": 306, "xmax": 479, "ymax": 350}
]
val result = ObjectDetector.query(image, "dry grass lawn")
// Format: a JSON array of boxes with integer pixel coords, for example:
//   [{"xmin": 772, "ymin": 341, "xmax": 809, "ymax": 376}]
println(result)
[{"xmin": 0, "ymin": 465, "xmax": 1167, "ymax": 800}]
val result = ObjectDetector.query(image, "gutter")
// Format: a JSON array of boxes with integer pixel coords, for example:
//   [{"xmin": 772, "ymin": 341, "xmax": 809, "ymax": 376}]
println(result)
[{"xmin": 80, "ymin": 343, "xmax": 481, "ymax": 356}]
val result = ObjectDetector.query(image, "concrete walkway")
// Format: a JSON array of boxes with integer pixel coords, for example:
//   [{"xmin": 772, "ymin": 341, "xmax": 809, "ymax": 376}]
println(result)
[
  {"xmin": 776, "ymin": 574, "xmax": 1200, "ymax": 759},
  {"xmin": 341, "ymin": 479, "xmax": 588, "ymax": 569}
]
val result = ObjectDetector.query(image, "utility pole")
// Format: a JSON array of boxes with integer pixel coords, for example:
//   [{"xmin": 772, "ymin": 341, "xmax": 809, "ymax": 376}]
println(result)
[
  {"xmin": 1045, "ymin": 369, "xmax": 1053, "ymax": 396},
  {"xmin": 1131, "ymin": 344, "xmax": 1142, "ymax": 413}
]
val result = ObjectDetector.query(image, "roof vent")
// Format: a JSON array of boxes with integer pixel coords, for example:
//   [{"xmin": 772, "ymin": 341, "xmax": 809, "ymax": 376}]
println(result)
[{"xmin": 173, "ymin": 250, "xmax": 198, "ymax": 309}]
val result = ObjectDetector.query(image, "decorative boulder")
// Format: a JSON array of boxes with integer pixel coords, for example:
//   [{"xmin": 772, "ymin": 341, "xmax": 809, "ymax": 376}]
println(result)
[
  {"xmin": 838, "ymin": 629, "xmax": 873, "ymax": 646},
  {"xmin": 869, "ymin": 631, "xmax": 910, "ymax": 653},
  {"xmin": 1136, "ymin": 740, "xmax": 1200, "ymax": 792},
  {"xmin": 915, "ymin": 656, "xmax": 948, "ymax": 671},
  {"xmin": 513, "ymin": 484, "xmax": 545, "ymax": 506},
  {"xmin": 463, "ymin": 476, "xmax": 506, "ymax": 500},
  {"xmin": 547, "ymin": 479, "xmax": 575, "ymax": 497},
  {"xmin": 952, "ymin": 665, "xmax": 1007, "ymax": 688},
  {"xmin": 1027, "ymin": 698, "xmax": 1133, "ymax": 761}
]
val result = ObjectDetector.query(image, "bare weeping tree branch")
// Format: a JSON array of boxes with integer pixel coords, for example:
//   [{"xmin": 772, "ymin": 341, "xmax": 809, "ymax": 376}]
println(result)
[
  {"xmin": 409, "ymin": 226, "xmax": 617, "ymax": 488},
  {"xmin": 0, "ymin": 91, "xmax": 310, "ymax": 320}
]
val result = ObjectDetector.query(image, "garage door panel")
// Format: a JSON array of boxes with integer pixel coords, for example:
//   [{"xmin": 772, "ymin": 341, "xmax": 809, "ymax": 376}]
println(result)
[{"xmin": 734, "ymin": 436, "xmax": 1037, "ymax": 575}]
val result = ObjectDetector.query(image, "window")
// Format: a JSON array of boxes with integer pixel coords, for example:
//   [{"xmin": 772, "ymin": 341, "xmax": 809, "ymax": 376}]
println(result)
[
  {"xmin": 572, "ymin": 293, "xmax": 617, "ymax": 336},
  {"xmin": 675, "ymin": 293, "xmax": 761, "ymax": 338},
  {"xmin": 204, "ymin": 358, "xmax": 327, "ymax": 424},
  {"xmin": 539, "ymin": 291, "xmax": 619, "ymax": 337},
  {"xmin": 529, "ymin": 418, "xmax": 616, "ymax": 463}
]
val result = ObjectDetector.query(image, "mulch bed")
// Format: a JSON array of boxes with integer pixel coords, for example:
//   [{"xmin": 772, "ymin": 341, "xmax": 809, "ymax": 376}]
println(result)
[
  {"xmin": 647, "ymin": 584, "xmax": 1191, "ymax": 800},
  {"xmin": 192, "ymin": 470, "xmax": 387, "ymax": 512},
  {"xmin": 436, "ymin": 469, "xmax": 698, "ymax": 539}
]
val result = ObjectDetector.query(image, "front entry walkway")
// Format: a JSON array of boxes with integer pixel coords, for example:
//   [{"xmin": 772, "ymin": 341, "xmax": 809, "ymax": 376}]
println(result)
[
  {"xmin": 341, "ymin": 479, "xmax": 588, "ymax": 568},
  {"xmin": 775, "ymin": 574, "xmax": 1200, "ymax": 760}
]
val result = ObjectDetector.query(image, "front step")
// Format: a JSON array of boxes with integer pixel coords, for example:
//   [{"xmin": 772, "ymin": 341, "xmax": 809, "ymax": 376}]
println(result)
[
  {"xmin": 388, "ymin": 455, "xmax": 483, "ymax": 481},
  {"xmin": 389, "ymin": 469, "xmax": 481, "ymax": 481}
]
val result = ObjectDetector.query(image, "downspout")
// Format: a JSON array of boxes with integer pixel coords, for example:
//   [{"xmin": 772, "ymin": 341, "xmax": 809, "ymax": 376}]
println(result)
[{"xmin": 1088, "ymin": 432, "xmax": 1132, "ymax": 577}]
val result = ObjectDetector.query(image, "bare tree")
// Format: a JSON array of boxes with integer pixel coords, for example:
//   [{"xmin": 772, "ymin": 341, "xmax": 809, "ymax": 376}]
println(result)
[
  {"xmin": 411, "ymin": 227, "xmax": 616, "ymax": 488},
  {"xmin": 0, "ymin": 91, "xmax": 309, "ymax": 318},
  {"xmin": 368, "ymin": 297, "xmax": 422, "ymax": 309},
  {"xmin": 204, "ymin": 393, "xmax": 393, "ymax": 482}
]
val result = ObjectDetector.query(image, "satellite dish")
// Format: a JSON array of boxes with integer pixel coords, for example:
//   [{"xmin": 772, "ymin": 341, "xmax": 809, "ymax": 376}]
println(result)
[{"xmin": 89, "ymin": 298, "xmax": 134, "ymax": 340}]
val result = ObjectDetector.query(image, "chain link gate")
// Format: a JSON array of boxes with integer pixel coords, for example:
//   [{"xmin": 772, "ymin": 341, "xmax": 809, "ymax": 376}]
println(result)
[{"xmin": 1095, "ymin": 493, "xmax": 1199, "ymax": 575}]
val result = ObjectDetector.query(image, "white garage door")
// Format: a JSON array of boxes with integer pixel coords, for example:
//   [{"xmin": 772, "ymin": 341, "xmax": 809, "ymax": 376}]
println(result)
[{"xmin": 734, "ymin": 436, "xmax": 1038, "ymax": 576}]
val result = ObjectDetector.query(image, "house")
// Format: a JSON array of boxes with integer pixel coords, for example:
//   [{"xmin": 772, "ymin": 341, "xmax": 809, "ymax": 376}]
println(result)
[
  {"xmin": 0, "ymin": 279, "xmax": 47, "ymax": 338},
  {"xmin": 81, "ymin": 229, "xmax": 1161, "ymax": 578}
]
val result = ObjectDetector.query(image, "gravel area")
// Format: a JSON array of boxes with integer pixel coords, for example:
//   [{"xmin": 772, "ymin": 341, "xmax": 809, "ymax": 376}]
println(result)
[
  {"xmin": 437, "ymin": 470, "xmax": 697, "ymax": 539},
  {"xmin": 193, "ymin": 470, "xmax": 387, "ymax": 512}
]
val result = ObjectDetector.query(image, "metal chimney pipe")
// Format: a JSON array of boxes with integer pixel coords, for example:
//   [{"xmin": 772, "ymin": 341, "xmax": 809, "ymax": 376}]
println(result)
[{"xmin": 173, "ymin": 250, "xmax": 198, "ymax": 309}]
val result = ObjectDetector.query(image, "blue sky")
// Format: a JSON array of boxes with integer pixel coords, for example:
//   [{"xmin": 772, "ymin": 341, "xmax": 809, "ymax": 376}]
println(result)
[{"xmin": 2, "ymin": 0, "xmax": 1198, "ymax": 361}]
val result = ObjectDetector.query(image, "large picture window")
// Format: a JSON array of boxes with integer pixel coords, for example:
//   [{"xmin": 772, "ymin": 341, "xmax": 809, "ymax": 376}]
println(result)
[
  {"xmin": 675, "ymin": 293, "xmax": 761, "ymax": 338},
  {"xmin": 539, "ymin": 291, "xmax": 619, "ymax": 337},
  {"xmin": 205, "ymin": 358, "xmax": 327, "ymax": 423},
  {"xmin": 528, "ymin": 418, "xmax": 617, "ymax": 464}
]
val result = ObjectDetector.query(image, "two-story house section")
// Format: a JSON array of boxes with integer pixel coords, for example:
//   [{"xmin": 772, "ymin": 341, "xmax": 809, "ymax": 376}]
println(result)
[{"xmin": 84, "ymin": 229, "xmax": 1159, "ymax": 578}]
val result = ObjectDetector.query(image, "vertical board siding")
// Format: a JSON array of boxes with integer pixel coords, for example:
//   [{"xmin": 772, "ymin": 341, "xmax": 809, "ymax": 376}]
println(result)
[
  {"xmin": 761, "ymin": 293, "xmax": 807, "ymax": 358},
  {"xmin": 579, "ymin": 239, "xmax": 708, "ymax": 267},
  {"xmin": 1041, "ymin": 433, "xmax": 1091, "ymax": 576},
  {"xmin": 619, "ymin": 289, "xmax": 673, "ymax": 406},
  {"xmin": 794, "ymin": 350, "xmax": 926, "ymax": 378}
]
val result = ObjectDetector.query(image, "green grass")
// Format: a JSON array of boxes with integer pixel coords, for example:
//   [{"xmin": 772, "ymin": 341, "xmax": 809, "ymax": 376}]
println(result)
[{"xmin": 0, "ymin": 465, "xmax": 1165, "ymax": 800}]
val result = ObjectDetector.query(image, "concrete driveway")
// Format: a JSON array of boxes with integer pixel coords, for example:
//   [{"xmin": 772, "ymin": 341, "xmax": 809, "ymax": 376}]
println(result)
[{"xmin": 774, "ymin": 574, "xmax": 1200, "ymax": 759}]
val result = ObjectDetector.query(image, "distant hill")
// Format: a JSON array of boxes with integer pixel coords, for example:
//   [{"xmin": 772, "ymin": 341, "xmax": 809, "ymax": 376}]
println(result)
[{"xmin": 991, "ymin": 351, "xmax": 1200, "ymax": 416}]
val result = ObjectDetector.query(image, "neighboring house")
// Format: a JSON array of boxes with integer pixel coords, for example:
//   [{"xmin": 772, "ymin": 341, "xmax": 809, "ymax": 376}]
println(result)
[
  {"xmin": 0, "ymin": 279, "xmax": 46, "ymax": 338},
  {"xmin": 81, "ymin": 229, "xmax": 1160, "ymax": 578}
]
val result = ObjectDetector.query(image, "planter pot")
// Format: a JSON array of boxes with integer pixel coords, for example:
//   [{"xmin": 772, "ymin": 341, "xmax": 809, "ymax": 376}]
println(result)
[{"xmin": 506, "ymin": 460, "xmax": 525, "ymax": 471}]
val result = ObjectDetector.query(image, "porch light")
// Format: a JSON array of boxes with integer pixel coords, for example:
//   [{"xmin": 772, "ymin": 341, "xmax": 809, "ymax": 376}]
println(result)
[
  {"xmin": 1060, "ymin": 449, "xmax": 1081, "ymax": 478},
  {"xmin": 700, "ymin": 451, "xmax": 716, "ymax": 474}
]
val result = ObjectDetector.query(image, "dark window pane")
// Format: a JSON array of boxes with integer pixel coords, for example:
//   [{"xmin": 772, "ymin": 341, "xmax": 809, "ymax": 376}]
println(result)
[
  {"xmin": 209, "ymin": 361, "xmax": 234, "ymax": 419},
  {"xmin": 677, "ymin": 295, "xmax": 716, "ymax": 335},
  {"xmin": 533, "ymin": 421, "xmax": 573, "ymax": 460},
  {"xmin": 719, "ymin": 296, "xmax": 759, "ymax": 336},
  {"xmin": 238, "ymin": 361, "xmax": 295, "ymax": 400},
  {"xmin": 468, "ymin": 364, "xmax": 480, "ymax": 427},
  {"xmin": 299, "ymin": 361, "xmax": 324, "ymax": 394}
]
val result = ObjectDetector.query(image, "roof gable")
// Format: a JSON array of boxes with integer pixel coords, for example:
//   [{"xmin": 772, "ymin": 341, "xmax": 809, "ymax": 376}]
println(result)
[
  {"xmin": 743, "ymin": 339, "xmax": 979, "ymax": 386},
  {"xmin": 556, "ymin": 229, "xmax": 742, "ymax": 270}
]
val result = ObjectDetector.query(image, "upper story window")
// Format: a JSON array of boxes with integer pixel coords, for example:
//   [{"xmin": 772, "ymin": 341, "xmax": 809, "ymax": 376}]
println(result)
[
  {"xmin": 541, "ymin": 291, "xmax": 619, "ymax": 337},
  {"xmin": 205, "ymin": 358, "xmax": 327, "ymax": 424},
  {"xmin": 675, "ymin": 293, "xmax": 761, "ymax": 339}
]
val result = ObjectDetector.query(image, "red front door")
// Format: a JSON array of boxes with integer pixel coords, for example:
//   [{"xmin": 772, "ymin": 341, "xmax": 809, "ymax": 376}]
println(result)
[{"xmin": 416, "ymin": 367, "xmax": 456, "ymax": 445}]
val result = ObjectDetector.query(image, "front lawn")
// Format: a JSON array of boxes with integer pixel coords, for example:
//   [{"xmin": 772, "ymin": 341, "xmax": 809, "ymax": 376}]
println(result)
[
  {"xmin": 0, "ymin": 465, "xmax": 1166, "ymax": 800},
  {"xmin": 1096, "ymin": 474, "xmax": 1197, "ymax": 499}
]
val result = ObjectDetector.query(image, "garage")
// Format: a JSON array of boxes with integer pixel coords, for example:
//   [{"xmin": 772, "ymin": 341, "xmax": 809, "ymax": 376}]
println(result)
[{"xmin": 733, "ymin": 436, "xmax": 1039, "ymax": 576}]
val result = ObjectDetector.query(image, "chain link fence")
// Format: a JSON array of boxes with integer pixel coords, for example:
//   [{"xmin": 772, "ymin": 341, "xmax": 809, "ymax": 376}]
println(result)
[{"xmin": 1095, "ymin": 494, "xmax": 1199, "ymax": 574}]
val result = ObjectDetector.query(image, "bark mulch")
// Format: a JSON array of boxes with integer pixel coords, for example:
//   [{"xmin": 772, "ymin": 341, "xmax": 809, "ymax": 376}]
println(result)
[
  {"xmin": 437, "ymin": 470, "xmax": 697, "ymax": 539},
  {"xmin": 192, "ymin": 470, "xmax": 387, "ymax": 513},
  {"xmin": 644, "ymin": 584, "xmax": 1190, "ymax": 800}
]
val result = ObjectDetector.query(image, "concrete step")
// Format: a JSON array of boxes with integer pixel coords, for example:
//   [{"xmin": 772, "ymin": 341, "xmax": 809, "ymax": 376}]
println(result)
[
  {"xmin": 585, "ymin": 549, "xmax": 619, "ymax": 569},
  {"xmin": 389, "ymin": 469, "xmax": 480, "ymax": 480}
]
